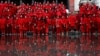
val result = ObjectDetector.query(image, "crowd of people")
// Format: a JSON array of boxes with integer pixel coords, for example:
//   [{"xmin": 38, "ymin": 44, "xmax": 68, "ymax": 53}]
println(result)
[
  {"xmin": 0, "ymin": 1, "xmax": 67, "ymax": 35},
  {"xmin": 0, "ymin": 1, "xmax": 100, "ymax": 56},
  {"xmin": 0, "ymin": 1, "xmax": 100, "ymax": 35},
  {"xmin": 79, "ymin": 2, "xmax": 100, "ymax": 33}
]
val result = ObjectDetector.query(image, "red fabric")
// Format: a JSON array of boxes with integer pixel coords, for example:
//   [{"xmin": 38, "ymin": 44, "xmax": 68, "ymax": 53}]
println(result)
[{"xmin": 68, "ymin": 15, "xmax": 77, "ymax": 27}]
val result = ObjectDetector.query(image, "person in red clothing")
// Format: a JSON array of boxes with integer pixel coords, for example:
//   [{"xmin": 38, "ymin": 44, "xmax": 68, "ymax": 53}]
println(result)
[
  {"xmin": 45, "ymin": 16, "xmax": 49, "ymax": 35},
  {"xmin": 79, "ymin": 3, "xmax": 86, "ymax": 15},
  {"xmin": 40, "ymin": 16, "xmax": 49, "ymax": 35},
  {"xmin": 96, "ymin": 8, "xmax": 100, "ymax": 33},
  {"xmin": 68, "ymin": 14, "xmax": 77, "ymax": 31},
  {"xmin": 80, "ymin": 15, "xmax": 91, "ymax": 33},
  {"xmin": 46, "ymin": 16, "xmax": 51, "ymax": 34},
  {"xmin": 51, "ymin": 17, "xmax": 56, "ymax": 34},
  {"xmin": 56, "ymin": 9, "xmax": 62, "ymax": 17},
  {"xmin": 96, "ymin": 16, "xmax": 100, "ymax": 33},
  {"xmin": 80, "ymin": 16, "xmax": 86, "ymax": 33},
  {"xmin": 61, "ymin": 16, "xmax": 69, "ymax": 33},
  {"xmin": 0, "ymin": 1, "xmax": 4, "ymax": 17},
  {"xmin": 24, "ymin": 16, "xmax": 32, "ymax": 32},
  {"xmin": 85, "ymin": 16, "xmax": 91, "ymax": 33},
  {"xmin": 6, "ymin": 16, "xmax": 13, "ymax": 34},
  {"xmin": 55, "ymin": 16, "xmax": 62, "ymax": 35},
  {"xmin": 36, "ymin": 18, "xmax": 43, "ymax": 35},
  {"xmin": 0, "ymin": 17, "xmax": 6, "ymax": 34},
  {"xmin": 31, "ymin": 16, "xmax": 37, "ymax": 34},
  {"xmin": 9, "ymin": 2, "xmax": 17, "ymax": 17},
  {"xmin": 16, "ymin": 15, "xmax": 26, "ymax": 38},
  {"xmin": 91, "ymin": 4, "xmax": 97, "ymax": 14}
]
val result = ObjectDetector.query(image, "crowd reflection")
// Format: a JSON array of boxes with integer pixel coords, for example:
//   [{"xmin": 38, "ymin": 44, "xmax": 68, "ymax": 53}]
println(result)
[{"xmin": 0, "ymin": 35, "xmax": 100, "ymax": 56}]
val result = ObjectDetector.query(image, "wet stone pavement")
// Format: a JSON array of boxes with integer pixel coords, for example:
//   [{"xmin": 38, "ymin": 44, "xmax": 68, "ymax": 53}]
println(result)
[{"xmin": 0, "ymin": 34, "xmax": 100, "ymax": 56}]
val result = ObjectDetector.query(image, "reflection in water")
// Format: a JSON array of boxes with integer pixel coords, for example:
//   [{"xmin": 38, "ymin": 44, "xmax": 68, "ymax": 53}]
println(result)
[{"xmin": 0, "ymin": 35, "xmax": 99, "ymax": 56}]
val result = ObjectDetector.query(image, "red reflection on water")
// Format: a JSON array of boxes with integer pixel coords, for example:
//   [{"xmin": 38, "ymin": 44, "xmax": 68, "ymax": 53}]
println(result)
[{"xmin": 0, "ymin": 35, "xmax": 99, "ymax": 56}]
